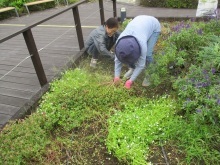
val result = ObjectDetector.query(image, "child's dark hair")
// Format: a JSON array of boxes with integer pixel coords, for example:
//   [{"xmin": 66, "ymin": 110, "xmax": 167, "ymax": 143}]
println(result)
[{"xmin": 105, "ymin": 17, "xmax": 119, "ymax": 29}]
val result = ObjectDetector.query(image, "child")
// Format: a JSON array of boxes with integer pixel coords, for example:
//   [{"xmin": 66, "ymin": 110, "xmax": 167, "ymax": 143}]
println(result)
[
  {"xmin": 113, "ymin": 15, "xmax": 161, "ymax": 89},
  {"xmin": 85, "ymin": 17, "xmax": 120, "ymax": 68}
]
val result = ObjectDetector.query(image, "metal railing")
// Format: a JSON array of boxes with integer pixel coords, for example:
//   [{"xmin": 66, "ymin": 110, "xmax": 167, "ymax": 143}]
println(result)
[{"xmin": 0, "ymin": 0, "xmax": 117, "ymax": 87}]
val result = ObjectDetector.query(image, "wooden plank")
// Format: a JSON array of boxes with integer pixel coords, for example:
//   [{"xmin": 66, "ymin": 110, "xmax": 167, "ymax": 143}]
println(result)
[
  {"xmin": 0, "ymin": 95, "xmax": 28, "ymax": 107},
  {"xmin": 0, "ymin": 7, "xmax": 19, "ymax": 17},
  {"xmin": 0, "ymin": 72, "xmax": 39, "ymax": 79},
  {"xmin": 0, "ymin": 113, "xmax": 12, "ymax": 125},
  {"xmin": 0, "ymin": 65, "xmax": 61, "ymax": 76},
  {"xmin": 0, "ymin": 104, "xmax": 20, "ymax": 116},
  {"xmin": 24, "ymin": 0, "xmax": 55, "ymax": 15},
  {"xmin": 0, "ymin": 65, "xmax": 35, "ymax": 73},
  {"xmin": 0, "ymin": 7, "xmax": 15, "ymax": 13},
  {"xmin": 24, "ymin": 0, "xmax": 55, "ymax": 6},
  {"xmin": 0, "ymin": 76, "xmax": 40, "ymax": 86},
  {"xmin": 0, "ymin": 87, "xmax": 34, "ymax": 99},
  {"xmin": 0, "ymin": 67, "xmax": 57, "ymax": 78},
  {"xmin": 0, "ymin": 81, "xmax": 40, "ymax": 92}
]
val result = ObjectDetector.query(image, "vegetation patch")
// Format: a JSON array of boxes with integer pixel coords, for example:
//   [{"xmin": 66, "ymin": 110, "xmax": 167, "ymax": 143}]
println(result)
[{"xmin": 0, "ymin": 18, "xmax": 220, "ymax": 164}]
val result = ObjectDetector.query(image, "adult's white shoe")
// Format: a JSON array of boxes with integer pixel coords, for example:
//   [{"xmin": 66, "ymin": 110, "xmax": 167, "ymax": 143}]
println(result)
[
  {"xmin": 90, "ymin": 58, "xmax": 98, "ymax": 68},
  {"xmin": 142, "ymin": 77, "xmax": 151, "ymax": 87}
]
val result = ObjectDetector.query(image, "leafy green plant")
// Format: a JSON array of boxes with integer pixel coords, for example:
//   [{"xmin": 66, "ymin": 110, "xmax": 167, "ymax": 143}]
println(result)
[
  {"xmin": 0, "ymin": 114, "xmax": 50, "ymax": 164},
  {"xmin": 148, "ymin": 19, "xmax": 220, "ymax": 87},
  {"xmin": 0, "ymin": 67, "xmax": 124, "ymax": 163},
  {"xmin": 169, "ymin": 21, "xmax": 207, "ymax": 54},
  {"xmin": 160, "ymin": 115, "xmax": 220, "ymax": 164},
  {"xmin": 198, "ymin": 36, "xmax": 220, "ymax": 69},
  {"xmin": 106, "ymin": 96, "xmax": 177, "ymax": 164},
  {"xmin": 119, "ymin": 18, "xmax": 132, "ymax": 31},
  {"xmin": 37, "ymin": 68, "xmax": 132, "ymax": 132},
  {"xmin": 140, "ymin": 0, "xmax": 199, "ymax": 8},
  {"xmin": 173, "ymin": 63, "xmax": 220, "ymax": 124}
]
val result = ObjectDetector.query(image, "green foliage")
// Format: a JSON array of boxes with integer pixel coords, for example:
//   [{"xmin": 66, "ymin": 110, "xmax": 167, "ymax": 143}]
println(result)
[
  {"xmin": 148, "ymin": 19, "xmax": 220, "ymax": 86},
  {"xmin": 198, "ymin": 36, "xmax": 220, "ymax": 69},
  {"xmin": 0, "ymin": 0, "xmax": 32, "ymax": 10},
  {"xmin": 0, "ymin": 114, "xmax": 50, "ymax": 164},
  {"xmin": 139, "ymin": 0, "xmax": 165, "ymax": 8},
  {"xmin": 1, "ymin": 19, "xmax": 220, "ymax": 164},
  {"xmin": 161, "ymin": 116, "xmax": 220, "ymax": 164},
  {"xmin": 37, "ymin": 68, "xmax": 131, "ymax": 132},
  {"xmin": 169, "ymin": 24, "xmax": 205, "ymax": 53},
  {"xmin": 173, "ymin": 63, "xmax": 220, "ymax": 124},
  {"xmin": 119, "ymin": 18, "xmax": 132, "ymax": 31},
  {"xmin": 198, "ymin": 19, "xmax": 220, "ymax": 36},
  {"xmin": 165, "ymin": 0, "xmax": 197, "ymax": 8},
  {"xmin": 57, "ymin": 0, "xmax": 78, "ymax": 5},
  {"xmin": 106, "ymin": 96, "xmax": 176, "ymax": 164},
  {"xmin": 107, "ymin": 95, "xmax": 220, "ymax": 164},
  {"xmin": 68, "ymin": 0, "xmax": 79, "ymax": 4},
  {"xmin": 140, "ymin": 0, "xmax": 198, "ymax": 9},
  {"xmin": 146, "ymin": 44, "xmax": 178, "ymax": 86},
  {"xmin": 135, "ymin": 20, "xmax": 220, "ymax": 163},
  {"xmin": 0, "ymin": 68, "xmax": 131, "ymax": 163}
]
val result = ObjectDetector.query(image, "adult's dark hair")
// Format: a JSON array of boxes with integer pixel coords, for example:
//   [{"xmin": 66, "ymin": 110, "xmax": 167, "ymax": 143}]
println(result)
[{"xmin": 105, "ymin": 17, "xmax": 119, "ymax": 29}]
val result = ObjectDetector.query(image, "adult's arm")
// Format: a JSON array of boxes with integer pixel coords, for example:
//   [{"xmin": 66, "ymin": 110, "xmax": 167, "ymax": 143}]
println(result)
[
  {"xmin": 114, "ymin": 57, "xmax": 123, "ymax": 78},
  {"xmin": 129, "ymin": 44, "xmax": 147, "ymax": 82}
]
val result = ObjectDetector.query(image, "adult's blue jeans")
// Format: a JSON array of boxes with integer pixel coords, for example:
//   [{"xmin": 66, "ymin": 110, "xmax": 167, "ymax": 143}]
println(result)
[{"xmin": 146, "ymin": 32, "xmax": 160, "ymax": 65}]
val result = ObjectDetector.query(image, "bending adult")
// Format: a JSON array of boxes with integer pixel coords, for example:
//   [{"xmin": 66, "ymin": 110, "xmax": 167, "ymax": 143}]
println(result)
[{"xmin": 114, "ymin": 15, "xmax": 161, "ymax": 89}]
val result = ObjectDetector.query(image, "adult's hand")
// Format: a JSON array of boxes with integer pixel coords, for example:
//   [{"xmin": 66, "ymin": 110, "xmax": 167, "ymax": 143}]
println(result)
[
  {"xmin": 124, "ymin": 80, "xmax": 133, "ymax": 89},
  {"xmin": 113, "ymin": 77, "xmax": 121, "ymax": 85}
]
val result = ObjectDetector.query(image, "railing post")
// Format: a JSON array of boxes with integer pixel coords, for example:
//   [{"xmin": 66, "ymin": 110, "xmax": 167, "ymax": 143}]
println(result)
[
  {"xmin": 99, "ymin": 0, "xmax": 105, "ymax": 24},
  {"xmin": 23, "ymin": 29, "xmax": 47, "ymax": 87},
  {"xmin": 112, "ymin": 0, "xmax": 117, "ymax": 18},
  {"xmin": 72, "ymin": 6, "xmax": 84, "ymax": 50}
]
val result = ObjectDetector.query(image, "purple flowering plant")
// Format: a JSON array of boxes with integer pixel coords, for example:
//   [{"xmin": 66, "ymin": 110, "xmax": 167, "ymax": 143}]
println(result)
[
  {"xmin": 147, "ymin": 20, "xmax": 212, "ymax": 86},
  {"xmin": 173, "ymin": 63, "xmax": 220, "ymax": 124},
  {"xmin": 147, "ymin": 19, "xmax": 220, "ymax": 124}
]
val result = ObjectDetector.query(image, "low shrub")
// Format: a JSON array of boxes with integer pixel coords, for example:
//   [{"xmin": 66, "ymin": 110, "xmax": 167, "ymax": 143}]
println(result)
[{"xmin": 140, "ymin": 0, "xmax": 198, "ymax": 8}]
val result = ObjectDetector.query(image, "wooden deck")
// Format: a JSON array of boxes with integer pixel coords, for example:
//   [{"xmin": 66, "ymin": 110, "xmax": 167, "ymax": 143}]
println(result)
[{"xmin": 0, "ymin": 0, "xmax": 197, "ymax": 128}]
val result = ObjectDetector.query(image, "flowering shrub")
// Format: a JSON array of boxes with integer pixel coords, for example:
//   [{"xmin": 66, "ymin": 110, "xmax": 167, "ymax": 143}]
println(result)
[
  {"xmin": 173, "ymin": 64, "xmax": 220, "ymax": 124},
  {"xmin": 172, "ymin": 34, "xmax": 220, "ymax": 124},
  {"xmin": 147, "ymin": 19, "xmax": 220, "ymax": 85}
]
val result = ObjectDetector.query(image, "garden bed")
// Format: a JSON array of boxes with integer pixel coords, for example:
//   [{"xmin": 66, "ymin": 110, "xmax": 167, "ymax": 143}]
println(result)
[{"xmin": 0, "ymin": 18, "xmax": 220, "ymax": 164}]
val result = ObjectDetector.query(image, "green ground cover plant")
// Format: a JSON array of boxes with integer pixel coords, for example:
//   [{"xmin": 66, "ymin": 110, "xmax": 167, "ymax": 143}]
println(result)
[
  {"xmin": 0, "ymin": 19, "xmax": 220, "ymax": 164},
  {"xmin": 106, "ymin": 96, "xmax": 177, "ymax": 164}
]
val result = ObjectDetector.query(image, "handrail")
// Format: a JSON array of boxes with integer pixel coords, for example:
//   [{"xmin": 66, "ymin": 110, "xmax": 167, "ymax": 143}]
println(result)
[
  {"xmin": 0, "ymin": 0, "xmax": 87, "ymax": 87},
  {"xmin": 0, "ymin": 0, "xmax": 118, "ymax": 129},
  {"xmin": 0, "ymin": 0, "xmax": 117, "ymax": 87},
  {"xmin": 0, "ymin": 0, "xmax": 86, "ymax": 43}
]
